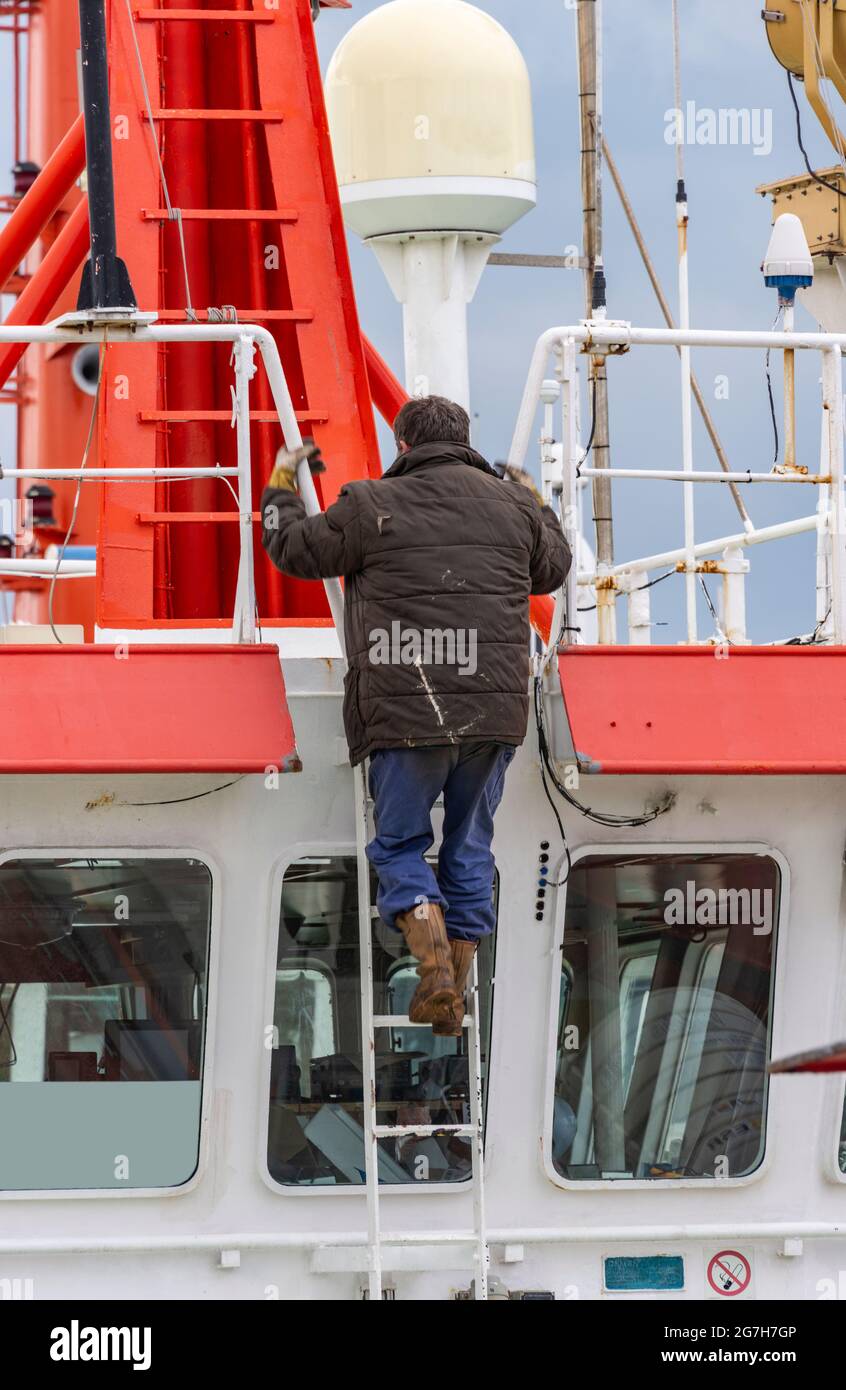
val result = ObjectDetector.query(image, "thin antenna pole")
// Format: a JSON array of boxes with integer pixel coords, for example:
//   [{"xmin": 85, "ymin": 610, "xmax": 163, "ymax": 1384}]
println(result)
[
  {"xmin": 672, "ymin": 0, "xmax": 698, "ymax": 642},
  {"xmin": 575, "ymin": 0, "xmax": 615, "ymax": 641},
  {"xmin": 12, "ymin": 5, "xmax": 21, "ymax": 169},
  {"xmin": 602, "ymin": 137, "xmax": 753, "ymax": 531},
  {"xmin": 76, "ymin": 0, "xmax": 136, "ymax": 312},
  {"xmin": 672, "ymin": 0, "xmax": 684, "ymax": 189}
]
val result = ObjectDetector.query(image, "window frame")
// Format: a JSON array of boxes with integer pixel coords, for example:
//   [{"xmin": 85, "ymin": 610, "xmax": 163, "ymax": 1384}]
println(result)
[
  {"xmin": 259, "ymin": 842, "xmax": 498, "ymax": 1199},
  {"xmin": 834, "ymin": 1084, "xmax": 846, "ymax": 1184},
  {"xmin": 0, "ymin": 845, "xmax": 220, "ymax": 1204},
  {"xmin": 826, "ymin": 922, "xmax": 846, "ymax": 1184},
  {"xmin": 542, "ymin": 841, "xmax": 789, "ymax": 1194}
]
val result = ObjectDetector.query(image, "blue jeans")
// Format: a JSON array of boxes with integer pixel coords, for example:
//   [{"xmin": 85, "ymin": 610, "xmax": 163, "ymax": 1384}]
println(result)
[{"xmin": 366, "ymin": 742, "xmax": 516, "ymax": 943}]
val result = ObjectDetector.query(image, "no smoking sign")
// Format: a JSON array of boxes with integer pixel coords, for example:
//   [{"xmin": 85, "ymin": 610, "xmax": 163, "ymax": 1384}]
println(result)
[{"xmin": 707, "ymin": 1250, "xmax": 752, "ymax": 1297}]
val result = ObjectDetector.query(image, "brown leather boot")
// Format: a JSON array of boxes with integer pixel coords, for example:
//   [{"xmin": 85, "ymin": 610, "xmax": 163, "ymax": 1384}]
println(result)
[
  {"xmin": 396, "ymin": 902, "xmax": 461, "ymax": 1025},
  {"xmin": 432, "ymin": 940, "xmax": 477, "ymax": 1037}
]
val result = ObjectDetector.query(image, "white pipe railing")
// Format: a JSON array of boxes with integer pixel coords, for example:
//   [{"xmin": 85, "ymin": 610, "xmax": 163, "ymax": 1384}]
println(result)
[
  {"xmin": 517, "ymin": 323, "xmax": 846, "ymax": 644},
  {"xmin": 0, "ymin": 317, "xmax": 345, "ymax": 643},
  {"xmin": 578, "ymin": 467, "xmax": 830, "ymax": 485},
  {"xmin": 511, "ymin": 322, "xmax": 846, "ymax": 473},
  {"xmin": 577, "ymin": 513, "xmax": 818, "ymax": 583},
  {"xmin": 0, "ymin": 559, "xmax": 94, "ymax": 577},
  {"xmin": 0, "ymin": 467, "xmax": 240, "ymax": 478}
]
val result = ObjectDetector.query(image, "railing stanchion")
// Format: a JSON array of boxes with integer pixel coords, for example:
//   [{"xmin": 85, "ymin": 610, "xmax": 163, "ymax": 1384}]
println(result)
[
  {"xmin": 231, "ymin": 333, "xmax": 258, "ymax": 644},
  {"xmin": 560, "ymin": 337, "xmax": 581, "ymax": 646},
  {"xmin": 823, "ymin": 346, "xmax": 846, "ymax": 643},
  {"xmin": 620, "ymin": 569, "xmax": 651, "ymax": 645}
]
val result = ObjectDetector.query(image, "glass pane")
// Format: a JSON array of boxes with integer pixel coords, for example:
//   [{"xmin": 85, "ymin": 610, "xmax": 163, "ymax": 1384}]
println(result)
[
  {"xmin": 0, "ymin": 857, "xmax": 211, "ymax": 1190},
  {"xmin": 267, "ymin": 855, "xmax": 496, "ymax": 1187},
  {"xmin": 553, "ymin": 853, "xmax": 779, "ymax": 1182}
]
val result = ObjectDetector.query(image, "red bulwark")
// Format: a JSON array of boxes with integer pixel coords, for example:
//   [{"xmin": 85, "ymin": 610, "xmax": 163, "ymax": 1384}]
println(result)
[
  {"xmin": 0, "ymin": 646, "xmax": 299, "ymax": 774},
  {"xmin": 558, "ymin": 646, "xmax": 846, "ymax": 774}
]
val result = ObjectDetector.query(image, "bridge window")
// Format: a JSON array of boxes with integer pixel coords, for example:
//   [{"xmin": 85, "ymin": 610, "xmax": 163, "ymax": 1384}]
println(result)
[
  {"xmin": 267, "ymin": 855, "xmax": 496, "ymax": 1187},
  {"xmin": 551, "ymin": 852, "xmax": 780, "ymax": 1182},
  {"xmin": 0, "ymin": 857, "xmax": 211, "ymax": 1192}
]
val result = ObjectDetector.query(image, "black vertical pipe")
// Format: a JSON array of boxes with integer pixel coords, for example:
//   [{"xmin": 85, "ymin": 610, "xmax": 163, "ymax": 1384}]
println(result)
[{"xmin": 76, "ymin": 0, "xmax": 136, "ymax": 310}]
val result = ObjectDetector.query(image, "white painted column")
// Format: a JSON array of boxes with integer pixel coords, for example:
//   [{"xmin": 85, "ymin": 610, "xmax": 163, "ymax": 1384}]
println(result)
[
  {"xmin": 720, "ymin": 545, "xmax": 750, "ymax": 645},
  {"xmin": 620, "ymin": 569, "xmax": 652, "ymax": 645},
  {"xmin": 369, "ymin": 231, "xmax": 498, "ymax": 410}
]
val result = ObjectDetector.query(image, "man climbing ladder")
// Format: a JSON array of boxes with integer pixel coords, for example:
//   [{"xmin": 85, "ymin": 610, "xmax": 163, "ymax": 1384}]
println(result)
[{"xmin": 261, "ymin": 395, "xmax": 571, "ymax": 1032}]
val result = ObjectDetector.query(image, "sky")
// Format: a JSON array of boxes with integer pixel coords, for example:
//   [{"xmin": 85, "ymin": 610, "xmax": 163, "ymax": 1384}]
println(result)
[{"xmin": 0, "ymin": 1, "xmax": 840, "ymax": 641}]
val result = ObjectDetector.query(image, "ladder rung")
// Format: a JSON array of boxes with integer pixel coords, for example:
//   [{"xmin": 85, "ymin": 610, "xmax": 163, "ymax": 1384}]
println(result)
[
  {"xmin": 155, "ymin": 309, "xmax": 314, "ymax": 323},
  {"xmin": 145, "ymin": 109, "xmax": 285, "ymax": 122},
  {"xmin": 374, "ymin": 1124, "xmax": 475, "ymax": 1139},
  {"xmin": 372, "ymin": 1014, "xmax": 470, "ymax": 1029},
  {"xmin": 137, "ymin": 512, "xmax": 259, "ymax": 525},
  {"xmin": 143, "ymin": 208, "xmax": 298, "ymax": 223},
  {"xmin": 139, "ymin": 409, "xmax": 329, "ymax": 424},
  {"xmin": 134, "ymin": 7, "xmax": 276, "ymax": 19}
]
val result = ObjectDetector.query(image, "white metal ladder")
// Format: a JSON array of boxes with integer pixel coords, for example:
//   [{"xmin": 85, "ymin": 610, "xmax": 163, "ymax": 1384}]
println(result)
[
  {"xmin": 354, "ymin": 762, "xmax": 490, "ymax": 1301},
  {"xmin": 289, "ymin": 465, "xmax": 488, "ymax": 1299}
]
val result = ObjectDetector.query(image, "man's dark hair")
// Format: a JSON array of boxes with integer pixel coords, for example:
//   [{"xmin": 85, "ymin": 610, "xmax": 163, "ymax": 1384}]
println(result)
[{"xmin": 393, "ymin": 395, "xmax": 471, "ymax": 450}]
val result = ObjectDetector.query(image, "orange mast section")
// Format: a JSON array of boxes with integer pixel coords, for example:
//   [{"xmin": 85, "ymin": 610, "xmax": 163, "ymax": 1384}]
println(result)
[{"xmin": 10, "ymin": 0, "xmax": 379, "ymax": 634}]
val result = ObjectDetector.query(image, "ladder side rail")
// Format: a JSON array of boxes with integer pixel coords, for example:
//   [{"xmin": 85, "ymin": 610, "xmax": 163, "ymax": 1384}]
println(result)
[
  {"xmin": 467, "ymin": 953, "xmax": 489, "ymax": 1300},
  {"xmin": 823, "ymin": 346, "xmax": 846, "ymax": 642},
  {"xmin": 355, "ymin": 762, "xmax": 383, "ymax": 1301},
  {"xmin": 232, "ymin": 334, "xmax": 258, "ymax": 643}
]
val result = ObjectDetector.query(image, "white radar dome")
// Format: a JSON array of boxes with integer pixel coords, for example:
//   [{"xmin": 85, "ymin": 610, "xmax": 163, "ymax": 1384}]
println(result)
[{"xmin": 324, "ymin": 0, "xmax": 537, "ymax": 239}]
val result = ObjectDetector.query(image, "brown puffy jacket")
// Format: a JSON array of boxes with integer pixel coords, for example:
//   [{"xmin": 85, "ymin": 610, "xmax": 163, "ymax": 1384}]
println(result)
[{"xmin": 261, "ymin": 442, "xmax": 571, "ymax": 765}]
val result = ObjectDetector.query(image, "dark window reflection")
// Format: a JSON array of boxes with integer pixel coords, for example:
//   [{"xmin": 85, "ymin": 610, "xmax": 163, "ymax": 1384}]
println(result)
[
  {"xmin": 268, "ymin": 856, "xmax": 496, "ymax": 1186},
  {"xmin": 553, "ymin": 853, "xmax": 779, "ymax": 1182}
]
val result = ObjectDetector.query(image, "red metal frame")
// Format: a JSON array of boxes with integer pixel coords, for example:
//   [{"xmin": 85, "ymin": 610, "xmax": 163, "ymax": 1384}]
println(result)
[
  {"xmin": 0, "ymin": 643, "xmax": 298, "ymax": 772},
  {"xmin": 558, "ymin": 645, "xmax": 846, "ymax": 773},
  {"xmin": 0, "ymin": 113, "xmax": 85, "ymax": 292},
  {"xmin": 0, "ymin": 198, "xmax": 90, "ymax": 390}
]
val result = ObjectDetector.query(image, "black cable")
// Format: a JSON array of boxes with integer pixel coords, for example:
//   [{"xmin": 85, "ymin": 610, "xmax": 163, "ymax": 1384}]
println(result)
[
  {"xmin": 765, "ymin": 337, "xmax": 780, "ymax": 468},
  {"xmin": 538, "ymin": 753, "xmax": 572, "ymax": 886},
  {"xmin": 787, "ymin": 70, "xmax": 846, "ymax": 199},
  {"xmin": 698, "ymin": 575, "xmax": 729, "ymax": 644},
  {"xmin": 783, "ymin": 601, "xmax": 832, "ymax": 646},
  {"xmin": 575, "ymin": 375, "xmax": 598, "ymax": 476},
  {"xmin": 574, "ymin": 569, "xmax": 675, "ymax": 620},
  {"xmin": 639, "ymin": 568, "xmax": 677, "ymax": 593},
  {"xmin": 49, "ymin": 348, "xmax": 104, "ymax": 644},
  {"xmin": 533, "ymin": 677, "xmax": 673, "ymax": 844},
  {"xmin": 121, "ymin": 776, "xmax": 246, "ymax": 808}
]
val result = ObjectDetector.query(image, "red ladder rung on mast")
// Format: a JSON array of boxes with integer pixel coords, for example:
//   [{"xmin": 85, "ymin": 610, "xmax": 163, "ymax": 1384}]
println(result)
[
  {"xmin": 139, "ymin": 409, "xmax": 330, "ymax": 424},
  {"xmin": 144, "ymin": 108, "xmax": 285, "ymax": 122},
  {"xmin": 142, "ymin": 208, "xmax": 299, "ymax": 222},
  {"xmin": 133, "ymin": 7, "xmax": 277, "ymax": 20}
]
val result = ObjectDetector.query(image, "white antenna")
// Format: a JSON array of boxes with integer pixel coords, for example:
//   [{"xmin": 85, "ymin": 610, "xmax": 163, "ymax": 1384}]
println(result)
[{"xmin": 672, "ymin": 0, "xmax": 697, "ymax": 644}]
